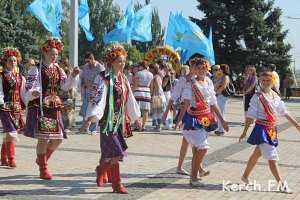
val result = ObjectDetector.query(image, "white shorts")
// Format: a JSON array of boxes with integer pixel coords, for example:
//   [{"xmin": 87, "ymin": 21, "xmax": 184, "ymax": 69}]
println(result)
[
  {"xmin": 182, "ymin": 129, "xmax": 209, "ymax": 150},
  {"xmin": 259, "ymin": 143, "xmax": 279, "ymax": 161}
]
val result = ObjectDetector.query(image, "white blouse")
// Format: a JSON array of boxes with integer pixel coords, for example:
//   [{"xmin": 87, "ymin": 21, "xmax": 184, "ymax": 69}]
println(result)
[
  {"xmin": 181, "ymin": 77, "xmax": 217, "ymax": 107},
  {"xmin": 246, "ymin": 91, "xmax": 288, "ymax": 120},
  {"xmin": 171, "ymin": 76, "xmax": 186, "ymax": 103},
  {"xmin": 24, "ymin": 64, "xmax": 78, "ymax": 105},
  {"xmin": 85, "ymin": 75, "xmax": 141, "ymax": 122}
]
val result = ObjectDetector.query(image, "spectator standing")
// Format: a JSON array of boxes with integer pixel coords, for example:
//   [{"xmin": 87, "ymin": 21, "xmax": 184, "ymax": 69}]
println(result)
[
  {"xmin": 213, "ymin": 64, "xmax": 230, "ymax": 136},
  {"xmin": 132, "ymin": 61, "xmax": 153, "ymax": 131},
  {"xmin": 59, "ymin": 57, "xmax": 76, "ymax": 133},
  {"xmin": 150, "ymin": 64, "xmax": 166, "ymax": 131},
  {"xmin": 282, "ymin": 72, "xmax": 294, "ymax": 100},
  {"xmin": 243, "ymin": 65, "xmax": 258, "ymax": 117}
]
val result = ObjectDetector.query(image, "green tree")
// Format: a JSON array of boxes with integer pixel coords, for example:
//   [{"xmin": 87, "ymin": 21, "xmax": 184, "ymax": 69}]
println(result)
[
  {"xmin": 0, "ymin": 0, "xmax": 71, "ymax": 60},
  {"xmin": 78, "ymin": 0, "xmax": 122, "ymax": 64},
  {"xmin": 0, "ymin": 0, "xmax": 41, "ymax": 59},
  {"xmin": 192, "ymin": 0, "xmax": 292, "ymax": 76},
  {"xmin": 132, "ymin": 0, "xmax": 165, "ymax": 53},
  {"xmin": 124, "ymin": 44, "xmax": 144, "ymax": 64}
]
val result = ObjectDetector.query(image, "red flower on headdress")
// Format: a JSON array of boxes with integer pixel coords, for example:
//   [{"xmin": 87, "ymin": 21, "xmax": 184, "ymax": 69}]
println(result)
[
  {"xmin": 42, "ymin": 37, "xmax": 64, "ymax": 53},
  {"xmin": 105, "ymin": 44, "xmax": 127, "ymax": 64},
  {"xmin": 1, "ymin": 47, "xmax": 22, "ymax": 64}
]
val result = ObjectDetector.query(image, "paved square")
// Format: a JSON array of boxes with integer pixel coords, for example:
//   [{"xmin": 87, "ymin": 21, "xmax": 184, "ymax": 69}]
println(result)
[{"xmin": 1, "ymin": 98, "xmax": 300, "ymax": 200}]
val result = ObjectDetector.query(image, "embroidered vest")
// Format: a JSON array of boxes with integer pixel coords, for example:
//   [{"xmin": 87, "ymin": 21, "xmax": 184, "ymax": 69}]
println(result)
[
  {"xmin": 0, "ymin": 71, "xmax": 24, "ymax": 111},
  {"xmin": 99, "ymin": 75, "xmax": 129, "ymax": 133},
  {"xmin": 29, "ymin": 64, "xmax": 63, "ymax": 108}
]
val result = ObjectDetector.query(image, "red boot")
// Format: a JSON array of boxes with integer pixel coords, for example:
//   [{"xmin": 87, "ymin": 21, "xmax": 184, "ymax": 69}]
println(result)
[
  {"xmin": 37, "ymin": 154, "xmax": 52, "ymax": 180},
  {"xmin": 1, "ymin": 143, "xmax": 8, "ymax": 166},
  {"xmin": 36, "ymin": 149, "xmax": 54, "ymax": 166},
  {"xmin": 111, "ymin": 163, "xmax": 128, "ymax": 194},
  {"xmin": 107, "ymin": 166, "xmax": 112, "ymax": 183},
  {"xmin": 103, "ymin": 172, "xmax": 109, "ymax": 184},
  {"xmin": 6, "ymin": 141, "xmax": 16, "ymax": 168},
  {"xmin": 96, "ymin": 161, "xmax": 110, "ymax": 187},
  {"xmin": 46, "ymin": 149, "xmax": 54, "ymax": 161}
]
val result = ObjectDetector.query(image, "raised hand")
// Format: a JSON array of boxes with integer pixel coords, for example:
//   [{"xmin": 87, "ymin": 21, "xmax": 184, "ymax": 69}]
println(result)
[
  {"xmin": 71, "ymin": 67, "xmax": 80, "ymax": 77},
  {"xmin": 32, "ymin": 90, "xmax": 41, "ymax": 98}
]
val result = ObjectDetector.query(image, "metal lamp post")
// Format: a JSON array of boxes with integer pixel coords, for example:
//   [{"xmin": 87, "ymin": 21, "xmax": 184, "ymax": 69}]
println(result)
[{"xmin": 70, "ymin": 0, "xmax": 79, "ymax": 67}]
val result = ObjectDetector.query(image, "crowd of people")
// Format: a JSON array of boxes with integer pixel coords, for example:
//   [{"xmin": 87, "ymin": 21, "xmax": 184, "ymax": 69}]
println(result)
[{"xmin": 1, "ymin": 38, "xmax": 300, "ymax": 194}]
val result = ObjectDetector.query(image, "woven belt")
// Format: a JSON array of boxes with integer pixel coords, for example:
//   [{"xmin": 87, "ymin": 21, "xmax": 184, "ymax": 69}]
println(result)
[
  {"xmin": 187, "ymin": 107, "xmax": 210, "ymax": 116},
  {"xmin": 255, "ymin": 119, "xmax": 275, "ymax": 128}
]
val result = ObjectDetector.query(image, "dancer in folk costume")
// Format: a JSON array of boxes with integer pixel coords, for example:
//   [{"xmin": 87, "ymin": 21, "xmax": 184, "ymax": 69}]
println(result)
[
  {"xmin": 0, "ymin": 48, "xmax": 26, "ymax": 168},
  {"xmin": 23, "ymin": 38, "xmax": 80, "ymax": 180},
  {"xmin": 163, "ymin": 65, "xmax": 210, "ymax": 177},
  {"xmin": 175, "ymin": 58, "xmax": 229, "ymax": 186},
  {"xmin": 84, "ymin": 45, "xmax": 140, "ymax": 194},
  {"xmin": 239, "ymin": 69, "xmax": 300, "ymax": 193}
]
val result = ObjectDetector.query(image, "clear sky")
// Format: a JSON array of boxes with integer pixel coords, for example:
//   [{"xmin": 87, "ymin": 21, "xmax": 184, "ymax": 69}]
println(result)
[{"xmin": 113, "ymin": 0, "xmax": 300, "ymax": 69}]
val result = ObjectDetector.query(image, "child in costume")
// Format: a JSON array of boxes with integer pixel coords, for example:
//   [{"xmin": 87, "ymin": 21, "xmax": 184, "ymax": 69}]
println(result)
[
  {"xmin": 24, "ymin": 38, "xmax": 80, "ymax": 180},
  {"xmin": 84, "ymin": 45, "xmax": 140, "ymax": 194},
  {"xmin": 176, "ymin": 58, "xmax": 229, "ymax": 186},
  {"xmin": 239, "ymin": 69, "xmax": 300, "ymax": 193},
  {"xmin": 162, "ymin": 65, "xmax": 210, "ymax": 177},
  {"xmin": 0, "ymin": 47, "xmax": 26, "ymax": 168}
]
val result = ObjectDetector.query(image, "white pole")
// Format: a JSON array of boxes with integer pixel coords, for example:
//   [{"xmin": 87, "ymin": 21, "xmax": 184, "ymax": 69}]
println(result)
[{"xmin": 70, "ymin": 0, "xmax": 79, "ymax": 67}]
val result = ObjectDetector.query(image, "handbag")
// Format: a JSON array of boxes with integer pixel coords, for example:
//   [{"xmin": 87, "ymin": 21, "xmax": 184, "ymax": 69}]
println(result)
[
  {"xmin": 151, "ymin": 76, "xmax": 164, "ymax": 110},
  {"xmin": 222, "ymin": 81, "xmax": 236, "ymax": 97},
  {"xmin": 38, "ymin": 115, "xmax": 59, "ymax": 133},
  {"xmin": 152, "ymin": 95, "xmax": 163, "ymax": 110},
  {"xmin": 37, "ymin": 62, "xmax": 59, "ymax": 134}
]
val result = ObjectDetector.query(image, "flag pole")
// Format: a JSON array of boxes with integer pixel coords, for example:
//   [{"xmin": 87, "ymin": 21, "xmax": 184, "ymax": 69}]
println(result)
[{"xmin": 70, "ymin": 0, "xmax": 79, "ymax": 67}]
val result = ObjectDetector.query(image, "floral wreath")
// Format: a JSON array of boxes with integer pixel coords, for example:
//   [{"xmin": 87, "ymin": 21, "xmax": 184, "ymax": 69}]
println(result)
[
  {"xmin": 41, "ymin": 37, "xmax": 64, "ymax": 53},
  {"xmin": 1, "ymin": 47, "xmax": 22, "ymax": 64},
  {"xmin": 104, "ymin": 44, "xmax": 128, "ymax": 64},
  {"xmin": 189, "ymin": 57, "xmax": 211, "ymax": 71},
  {"xmin": 144, "ymin": 46, "xmax": 181, "ymax": 73}
]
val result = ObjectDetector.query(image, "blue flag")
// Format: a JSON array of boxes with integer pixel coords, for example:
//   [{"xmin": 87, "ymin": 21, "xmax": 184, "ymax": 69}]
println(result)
[
  {"xmin": 104, "ymin": 1, "xmax": 153, "ymax": 44},
  {"xmin": 131, "ymin": 5, "xmax": 152, "ymax": 42},
  {"xmin": 27, "ymin": 0, "xmax": 62, "ymax": 37},
  {"xmin": 165, "ymin": 12, "xmax": 214, "ymax": 65},
  {"xmin": 104, "ymin": 0, "xmax": 134, "ymax": 44},
  {"xmin": 207, "ymin": 27, "xmax": 215, "ymax": 65},
  {"xmin": 79, "ymin": 0, "xmax": 94, "ymax": 41}
]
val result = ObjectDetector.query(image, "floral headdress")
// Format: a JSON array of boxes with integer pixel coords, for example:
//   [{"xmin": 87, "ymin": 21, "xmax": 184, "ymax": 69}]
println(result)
[
  {"xmin": 104, "ymin": 44, "xmax": 127, "ymax": 64},
  {"xmin": 190, "ymin": 57, "xmax": 211, "ymax": 71},
  {"xmin": 1, "ymin": 47, "xmax": 22, "ymax": 64},
  {"xmin": 41, "ymin": 37, "xmax": 64, "ymax": 53}
]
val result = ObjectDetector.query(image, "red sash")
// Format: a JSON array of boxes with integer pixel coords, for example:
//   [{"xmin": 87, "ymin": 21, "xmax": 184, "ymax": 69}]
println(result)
[
  {"xmin": 187, "ymin": 81, "xmax": 215, "ymax": 127},
  {"xmin": 256, "ymin": 92, "xmax": 277, "ymax": 140},
  {"xmin": 257, "ymin": 92, "xmax": 276, "ymax": 124}
]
